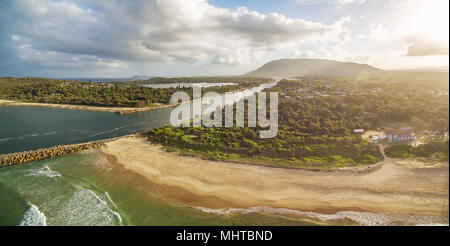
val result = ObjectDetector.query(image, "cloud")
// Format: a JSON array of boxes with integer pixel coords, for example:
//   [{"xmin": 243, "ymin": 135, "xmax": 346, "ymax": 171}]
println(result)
[
  {"xmin": 0, "ymin": 0, "xmax": 350, "ymax": 76},
  {"xmin": 368, "ymin": 23, "xmax": 389, "ymax": 41},
  {"xmin": 405, "ymin": 35, "xmax": 449, "ymax": 56},
  {"xmin": 296, "ymin": 0, "xmax": 367, "ymax": 5}
]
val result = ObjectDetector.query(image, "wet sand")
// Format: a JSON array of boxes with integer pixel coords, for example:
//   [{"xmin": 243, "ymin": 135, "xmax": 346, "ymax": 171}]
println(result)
[
  {"xmin": 1, "ymin": 100, "xmax": 174, "ymax": 114},
  {"xmin": 100, "ymin": 136, "xmax": 449, "ymax": 217}
]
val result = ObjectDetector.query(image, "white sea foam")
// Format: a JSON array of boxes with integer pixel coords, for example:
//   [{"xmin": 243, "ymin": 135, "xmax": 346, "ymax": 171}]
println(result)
[
  {"xmin": 87, "ymin": 125, "xmax": 129, "ymax": 138},
  {"xmin": 0, "ymin": 137, "xmax": 12, "ymax": 142},
  {"xmin": 24, "ymin": 131, "xmax": 57, "ymax": 138},
  {"xmin": 27, "ymin": 166, "xmax": 61, "ymax": 179},
  {"xmin": 20, "ymin": 204, "xmax": 47, "ymax": 226},
  {"xmin": 94, "ymin": 154, "xmax": 113, "ymax": 171},
  {"xmin": 192, "ymin": 206, "xmax": 449, "ymax": 226},
  {"xmin": 51, "ymin": 188, "xmax": 122, "ymax": 225},
  {"xmin": 104, "ymin": 192, "xmax": 118, "ymax": 208},
  {"xmin": 79, "ymin": 149, "xmax": 96, "ymax": 155}
]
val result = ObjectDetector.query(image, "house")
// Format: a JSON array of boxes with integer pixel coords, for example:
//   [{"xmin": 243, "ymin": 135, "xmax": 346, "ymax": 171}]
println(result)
[
  {"xmin": 371, "ymin": 133, "xmax": 387, "ymax": 143},
  {"xmin": 385, "ymin": 127, "xmax": 415, "ymax": 143},
  {"xmin": 353, "ymin": 129, "xmax": 364, "ymax": 134}
]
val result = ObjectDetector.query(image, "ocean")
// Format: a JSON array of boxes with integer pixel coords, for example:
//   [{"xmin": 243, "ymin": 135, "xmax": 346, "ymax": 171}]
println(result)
[{"xmin": 0, "ymin": 151, "xmax": 323, "ymax": 226}]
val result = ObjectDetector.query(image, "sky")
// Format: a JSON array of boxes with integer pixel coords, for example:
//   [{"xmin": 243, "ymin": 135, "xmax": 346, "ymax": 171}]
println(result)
[{"xmin": 0, "ymin": 0, "xmax": 448, "ymax": 78}]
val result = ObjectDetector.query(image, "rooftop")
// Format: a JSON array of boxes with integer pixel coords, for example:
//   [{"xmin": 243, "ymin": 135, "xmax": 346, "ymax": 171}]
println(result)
[{"xmin": 385, "ymin": 127, "xmax": 413, "ymax": 135}]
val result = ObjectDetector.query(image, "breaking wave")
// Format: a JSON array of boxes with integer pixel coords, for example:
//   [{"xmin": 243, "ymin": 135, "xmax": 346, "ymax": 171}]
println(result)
[
  {"xmin": 20, "ymin": 204, "xmax": 47, "ymax": 226},
  {"xmin": 27, "ymin": 166, "xmax": 61, "ymax": 179},
  {"xmin": 51, "ymin": 188, "xmax": 122, "ymax": 226},
  {"xmin": 104, "ymin": 192, "xmax": 118, "ymax": 209},
  {"xmin": 0, "ymin": 137, "xmax": 12, "ymax": 142},
  {"xmin": 25, "ymin": 131, "xmax": 57, "ymax": 138},
  {"xmin": 192, "ymin": 206, "xmax": 449, "ymax": 226}
]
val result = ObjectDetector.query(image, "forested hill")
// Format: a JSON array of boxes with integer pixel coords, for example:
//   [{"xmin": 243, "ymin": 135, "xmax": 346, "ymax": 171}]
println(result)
[
  {"xmin": 246, "ymin": 58, "xmax": 382, "ymax": 78},
  {"xmin": 246, "ymin": 58, "xmax": 449, "ymax": 84}
]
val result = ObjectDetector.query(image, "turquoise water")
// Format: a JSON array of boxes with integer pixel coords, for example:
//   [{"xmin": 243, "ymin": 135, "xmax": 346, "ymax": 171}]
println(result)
[
  {"xmin": 0, "ymin": 151, "xmax": 320, "ymax": 226},
  {"xmin": 2, "ymin": 150, "xmax": 447, "ymax": 225}
]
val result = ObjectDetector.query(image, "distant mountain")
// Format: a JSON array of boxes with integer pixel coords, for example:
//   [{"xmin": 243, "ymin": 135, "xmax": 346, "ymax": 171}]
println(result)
[
  {"xmin": 60, "ymin": 75, "xmax": 154, "ymax": 82},
  {"xmin": 246, "ymin": 58, "xmax": 382, "ymax": 78},
  {"xmin": 128, "ymin": 75, "xmax": 154, "ymax": 81}
]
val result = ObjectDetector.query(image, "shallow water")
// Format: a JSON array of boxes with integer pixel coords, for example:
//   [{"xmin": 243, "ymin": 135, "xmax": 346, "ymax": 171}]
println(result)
[
  {"xmin": 0, "ymin": 151, "xmax": 324, "ymax": 226},
  {"xmin": 1, "ymin": 150, "xmax": 447, "ymax": 226}
]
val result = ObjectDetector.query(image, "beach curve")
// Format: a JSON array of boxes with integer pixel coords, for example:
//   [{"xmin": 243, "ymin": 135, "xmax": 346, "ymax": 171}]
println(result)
[{"xmin": 100, "ymin": 136, "xmax": 449, "ymax": 217}]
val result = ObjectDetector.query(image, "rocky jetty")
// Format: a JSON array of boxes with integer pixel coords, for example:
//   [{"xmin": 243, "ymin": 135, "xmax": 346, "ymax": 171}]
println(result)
[{"xmin": 0, "ymin": 141, "xmax": 103, "ymax": 167}]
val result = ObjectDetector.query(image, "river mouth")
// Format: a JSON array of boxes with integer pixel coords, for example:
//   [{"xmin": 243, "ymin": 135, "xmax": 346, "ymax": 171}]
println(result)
[{"xmin": 0, "ymin": 81, "xmax": 277, "ymax": 155}]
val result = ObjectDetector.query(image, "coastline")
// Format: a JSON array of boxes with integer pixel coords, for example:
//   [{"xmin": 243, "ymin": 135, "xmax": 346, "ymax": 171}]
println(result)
[
  {"xmin": 100, "ymin": 135, "xmax": 449, "ymax": 217},
  {"xmin": 0, "ymin": 81, "xmax": 273, "ymax": 114},
  {"xmin": 0, "ymin": 100, "xmax": 175, "ymax": 114},
  {"xmin": 0, "ymin": 133, "xmax": 141, "ymax": 166}
]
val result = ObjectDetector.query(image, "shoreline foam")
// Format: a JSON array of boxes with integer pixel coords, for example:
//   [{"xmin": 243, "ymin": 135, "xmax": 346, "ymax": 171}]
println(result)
[{"xmin": 20, "ymin": 204, "xmax": 47, "ymax": 226}]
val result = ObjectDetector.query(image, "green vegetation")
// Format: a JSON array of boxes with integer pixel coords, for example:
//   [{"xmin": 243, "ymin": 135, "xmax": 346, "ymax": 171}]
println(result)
[
  {"xmin": 2, "ymin": 75, "xmax": 447, "ymax": 169},
  {"xmin": 146, "ymin": 126, "xmax": 382, "ymax": 169},
  {"xmin": 146, "ymin": 77, "xmax": 449, "ymax": 169},
  {"xmin": 384, "ymin": 141, "xmax": 449, "ymax": 161},
  {"xmin": 269, "ymin": 77, "xmax": 449, "ymax": 131},
  {"xmin": 0, "ymin": 77, "xmax": 269, "ymax": 107}
]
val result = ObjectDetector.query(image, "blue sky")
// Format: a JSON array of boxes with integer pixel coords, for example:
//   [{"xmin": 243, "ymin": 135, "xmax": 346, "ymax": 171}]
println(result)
[
  {"xmin": 210, "ymin": 0, "xmax": 353, "ymax": 22},
  {"xmin": 0, "ymin": 0, "xmax": 448, "ymax": 77}
]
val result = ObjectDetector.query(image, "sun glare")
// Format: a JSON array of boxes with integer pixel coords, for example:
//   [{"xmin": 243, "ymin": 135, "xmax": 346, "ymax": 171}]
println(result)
[{"xmin": 409, "ymin": 0, "xmax": 449, "ymax": 41}]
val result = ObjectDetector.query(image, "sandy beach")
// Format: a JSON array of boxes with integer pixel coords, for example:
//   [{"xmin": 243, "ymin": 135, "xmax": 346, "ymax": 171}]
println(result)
[
  {"xmin": 100, "ymin": 136, "xmax": 449, "ymax": 217},
  {"xmin": 0, "ymin": 100, "xmax": 174, "ymax": 114}
]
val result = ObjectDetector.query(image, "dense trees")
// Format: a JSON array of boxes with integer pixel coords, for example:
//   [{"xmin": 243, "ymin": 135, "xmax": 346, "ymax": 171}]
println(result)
[
  {"xmin": 146, "ymin": 77, "xmax": 449, "ymax": 169},
  {"xmin": 268, "ymin": 78, "xmax": 449, "ymax": 132},
  {"xmin": 0, "ymin": 77, "xmax": 268, "ymax": 107},
  {"xmin": 147, "ymin": 126, "xmax": 383, "ymax": 169},
  {"xmin": 385, "ymin": 142, "xmax": 449, "ymax": 161}
]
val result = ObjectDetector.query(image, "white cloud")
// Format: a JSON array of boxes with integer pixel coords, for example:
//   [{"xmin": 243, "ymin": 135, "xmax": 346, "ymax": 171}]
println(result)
[
  {"xmin": 296, "ymin": 0, "xmax": 367, "ymax": 5},
  {"xmin": 2, "ymin": 0, "xmax": 351, "ymax": 69},
  {"xmin": 368, "ymin": 23, "xmax": 389, "ymax": 41},
  {"xmin": 405, "ymin": 35, "xmax": 449, "ymax": 56}
]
